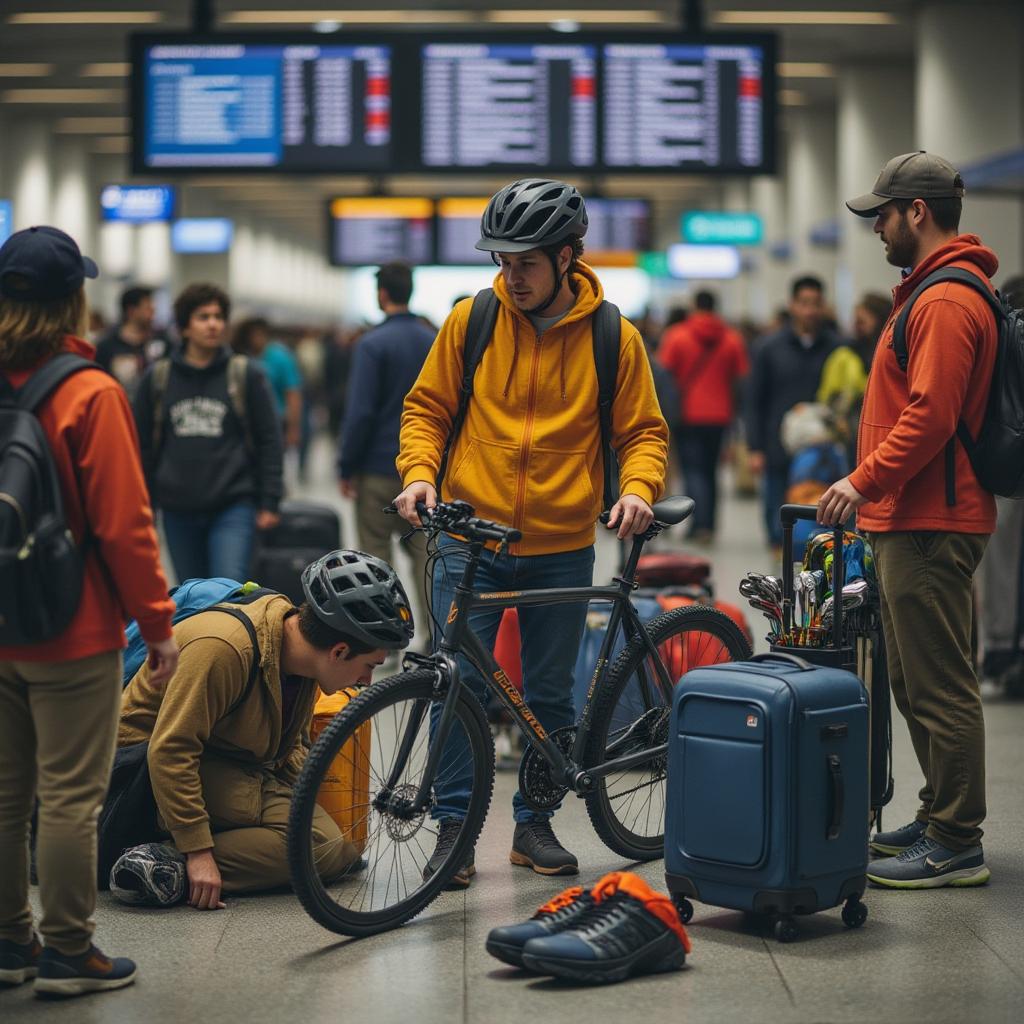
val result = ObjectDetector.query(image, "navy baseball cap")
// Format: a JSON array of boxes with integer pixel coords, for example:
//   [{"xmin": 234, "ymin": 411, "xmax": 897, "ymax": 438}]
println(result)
[{"xmin": 0, "ymin": 226, "xmax": 99, "ymax": 301}]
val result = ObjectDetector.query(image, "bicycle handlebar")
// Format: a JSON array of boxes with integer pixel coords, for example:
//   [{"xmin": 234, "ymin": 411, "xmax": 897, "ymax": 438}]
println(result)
[{"xmin": 384, "ymin": 500, "xmax": 522, "ymax": 548}]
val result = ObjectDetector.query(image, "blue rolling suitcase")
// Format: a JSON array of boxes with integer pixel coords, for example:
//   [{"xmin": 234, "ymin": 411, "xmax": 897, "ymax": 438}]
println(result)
[{"xmin": 664, "ymin": 651, "xmax": 870, "ymax": 942}]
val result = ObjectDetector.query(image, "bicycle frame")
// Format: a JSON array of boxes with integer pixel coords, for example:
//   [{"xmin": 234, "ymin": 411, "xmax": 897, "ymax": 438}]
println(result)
[{"xmin": 398, "ymin": 531, "xmax": 676, "ymax": 810}]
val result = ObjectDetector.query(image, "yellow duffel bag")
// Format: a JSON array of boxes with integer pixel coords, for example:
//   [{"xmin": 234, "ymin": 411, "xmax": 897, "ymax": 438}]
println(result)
[{"xmin": 310, "ymin": 687, "xmax": 372, "ymax": 857}]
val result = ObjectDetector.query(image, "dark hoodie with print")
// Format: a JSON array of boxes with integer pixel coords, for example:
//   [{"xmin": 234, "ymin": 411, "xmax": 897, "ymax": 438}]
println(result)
[{"xmin": 133, "ymin": 346, "xmax": 283, "ymax": 514}]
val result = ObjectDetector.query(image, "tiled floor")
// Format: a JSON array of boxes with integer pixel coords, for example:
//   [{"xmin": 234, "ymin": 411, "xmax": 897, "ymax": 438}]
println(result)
[{"xmin": 5, "ymin": 443, "xmax": 1022, "ymax": 1023}]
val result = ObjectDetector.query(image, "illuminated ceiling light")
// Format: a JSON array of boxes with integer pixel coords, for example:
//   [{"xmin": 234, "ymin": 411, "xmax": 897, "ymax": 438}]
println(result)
[
  {"xmin": 777, "ymin": 62, "xmax": 836, "ymax": 77},
  {"xmin": 551, "ymin": 20, "xmax": 581, "ymax": 33},
  {"xmin": 714, "ymin": 11, "xmax": 898, "ymax": 26},
  {"xmin": 8, "ymin": 11, "xmax": 163, "ymax": 24},
  {"xmin": 312, "ymin": 20, "xmax": 342, "ymax": 33},
  {"xmin": 779, "ymin": 89, "xmax": 809, "ymax": 106},
  {"xmin": 0, "ymin": 63, "xmax": 54, "ymax": 76},
  {"xmin": 489, "ymin": 10, "xmax": 664, "ymax": 24},
  {"xmin": 92, "ymin": 136, "xmax": 131, "ymax": 153},
  {"xmin": 56, "ymin": 115, "xmax": 129, "ymax": 132},
  {"xmin": 81, "ymin": 62, "xmax": 131, "ymax": 77},
  {"xmin": 222, "ymin": 10, "xmax": 475, "ymax": 24},
  {"xmin": 2, "ymin": 88, "xmax": 124, "ymax": 103}
]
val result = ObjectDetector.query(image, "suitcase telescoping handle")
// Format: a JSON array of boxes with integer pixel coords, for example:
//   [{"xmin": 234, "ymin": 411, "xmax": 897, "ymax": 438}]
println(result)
[
  {"xmin": 779, "ymin": 503, "xmax": 848, "ymax": 650},
  {"xmin": 826, "ymin": 754, "xmax": 844, "ymax": 840},
  {"xmin": 748, "ymin": 652, "xmax": 814, "ymax": 671}
]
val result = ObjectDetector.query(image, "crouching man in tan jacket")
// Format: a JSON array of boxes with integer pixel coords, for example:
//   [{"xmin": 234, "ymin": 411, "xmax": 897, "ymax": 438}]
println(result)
[{"xmin": 112, "ymin": 550, "xmax": 415, "ymax": 910}]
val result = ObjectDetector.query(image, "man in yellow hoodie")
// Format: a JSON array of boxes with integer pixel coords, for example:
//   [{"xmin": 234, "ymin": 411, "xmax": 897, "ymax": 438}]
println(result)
[{"xmin": 395, "ymin": 179, "xmax": 668, "ymax": 886}]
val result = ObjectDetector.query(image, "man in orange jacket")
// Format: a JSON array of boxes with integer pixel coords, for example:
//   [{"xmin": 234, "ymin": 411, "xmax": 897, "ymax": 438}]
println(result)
[
  {"xmin": 818, "ymin": 152, "xmax": 997, "ymax": 889},
  {"xmin": 395, "ymin": 179, "xmax": 668, "ymax": 886},
  {"xmin": 0, "ymin": 227, "xmax": 177, "ymax": 996}
]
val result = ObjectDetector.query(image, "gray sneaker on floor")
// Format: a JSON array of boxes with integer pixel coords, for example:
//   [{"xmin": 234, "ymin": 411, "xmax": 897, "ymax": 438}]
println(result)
[
  {"xmin": 510, "ymin": 820, "xmax": 579, "ymax": 876},
  {"xmin": 867, "ymin": 836, "xmax": 991, "ymax": 889},
  {"xmin": 34, "ymin": 945, "xmax": 136, "ymax": 998},
  {"xmin": 870, "ymin": 818, "xmax": 928, "ymax": 856}
]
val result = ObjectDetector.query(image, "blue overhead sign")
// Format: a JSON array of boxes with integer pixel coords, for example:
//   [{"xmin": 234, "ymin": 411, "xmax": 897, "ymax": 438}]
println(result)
[
  {"xmin": 682, "ymin": 211, "xmax": 763, "ymax": 246},
  {"xmin": 100, "ymin": 184, "xmax": 175, "ymax": 222},
  {"xmin": 171, "ymin": 218, "xmax": 233, "ymax": 254},
  {"xmin": 0, "ymin": 200, "xmax": 12, "ymax": 245},
  {"xmin": 666, "ymin": 244, "xmax": 741, "ymax": 280}
]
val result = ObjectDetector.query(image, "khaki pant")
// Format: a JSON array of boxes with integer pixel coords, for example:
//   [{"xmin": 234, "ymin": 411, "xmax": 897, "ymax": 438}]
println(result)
[
  {"xmin": 183, "ymin": 757, "xmax": 357, "ymax": 893},
  {"xmin": 354, "ymin": 472, "xmax": 429, "ymax": 622},
  {"xmin": 870, "ymin": 531, "xmax": 989, "ymax": 851},
  {"xmin": 0, "ymin": 651, "xmax": 122, "ymax": 956}
]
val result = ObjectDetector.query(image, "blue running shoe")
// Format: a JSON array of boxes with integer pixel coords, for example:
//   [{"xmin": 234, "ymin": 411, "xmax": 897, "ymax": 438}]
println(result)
[{"xmin": 867, "ymin": 836, "xmax": 991, "ymax": 889}]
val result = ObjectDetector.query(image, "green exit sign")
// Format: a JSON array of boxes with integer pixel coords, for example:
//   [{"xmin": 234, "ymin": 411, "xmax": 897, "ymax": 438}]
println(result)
[
  {"xmin": 682, "ymin": 211, "xmax": 763, "ymax": 246},
  {"xmin": 636, "ymin": 251, "xmax": 670, "ymax": 277}
]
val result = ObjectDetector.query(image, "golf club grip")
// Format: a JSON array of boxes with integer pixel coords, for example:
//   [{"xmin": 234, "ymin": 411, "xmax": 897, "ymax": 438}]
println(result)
[{"xmin": 779, "ymin": 504, "xmax": 846, "ymax": 646}]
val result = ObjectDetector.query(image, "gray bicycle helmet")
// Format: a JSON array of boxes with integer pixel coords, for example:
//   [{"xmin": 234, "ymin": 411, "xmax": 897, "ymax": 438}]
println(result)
[
  {"xmin": 301, "ymin": 549, "xmax": 414, "ymax": 650},
  {"xmin": 476, "ymin": 178, "xmax": 588, "ymax": 255}
]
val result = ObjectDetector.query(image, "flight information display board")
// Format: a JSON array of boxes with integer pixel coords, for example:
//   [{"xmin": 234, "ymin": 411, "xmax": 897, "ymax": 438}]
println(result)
[
  {"xmin": 585, "ymin": 199, "xmax": 651, "ymax": 263},
  {"xmin": 436, "ymin": 197, "xmax": 492, "ymax": 265},
  {"xmin": 328, "ymin": 197, "xmax": 434, "ymax": 266},
  {"xmin": 421, "ymin": 43, "xmax": 597, "ymax": 170},
  {"xmin": 603, "ymin": 42, "xmax": 768, "ymax": 170},
  {"xmin": 136, "ymin": 41, "xmax": 392, "ymax": 171}
]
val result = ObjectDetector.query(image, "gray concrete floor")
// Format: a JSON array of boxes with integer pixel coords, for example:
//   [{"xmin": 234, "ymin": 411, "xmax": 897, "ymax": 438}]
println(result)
[{"xmin": 5, "ymin": 441, "xmax": 1024, "ymax": 1023}]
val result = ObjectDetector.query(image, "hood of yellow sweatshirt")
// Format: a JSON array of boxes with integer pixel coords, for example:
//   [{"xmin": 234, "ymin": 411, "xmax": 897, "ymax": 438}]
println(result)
[{"xmin": 492, "ymin": 260, "xmax": 606, "ymax": 327}]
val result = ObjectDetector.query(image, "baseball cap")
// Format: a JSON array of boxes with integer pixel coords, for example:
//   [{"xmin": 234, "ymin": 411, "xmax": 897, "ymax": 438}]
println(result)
[
  {"xmin": 846, "ymin": 151, "xmax": 965, "ymax": 218},
  {"xmin": 0, "ymin": 225, "xmax": 99, "ymax": 301}
]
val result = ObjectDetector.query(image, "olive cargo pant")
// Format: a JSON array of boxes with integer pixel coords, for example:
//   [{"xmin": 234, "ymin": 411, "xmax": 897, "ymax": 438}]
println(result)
[
  {"xmin": 182, "ymin": 757, "xmax": 358, "ymax": 893},
  {"xmin": 870, "ymin": 531, "xmax": 989, "ymax": 852},
  {"xmin": 0, "ymin": 651, "xmax": 122, "ymax": 956}
]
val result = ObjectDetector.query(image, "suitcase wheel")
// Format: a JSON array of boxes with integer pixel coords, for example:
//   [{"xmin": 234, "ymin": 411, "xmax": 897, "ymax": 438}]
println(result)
[
  {"xmin": 774, "ymin": 916, "xmax": 799, "ymax": 943},
  {"xmin": 841, "ymin": 897, "xmax": 868, "ymax": 929},
  {"xmin": 673, "ymin": 896, "xmax": 694, "ymax": 924}
]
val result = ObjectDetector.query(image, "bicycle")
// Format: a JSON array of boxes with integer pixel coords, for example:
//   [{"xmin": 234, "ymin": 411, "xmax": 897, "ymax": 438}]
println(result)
[{"xmin": 287, "ymin": 496, "xmax": 752, "ymax": 937}]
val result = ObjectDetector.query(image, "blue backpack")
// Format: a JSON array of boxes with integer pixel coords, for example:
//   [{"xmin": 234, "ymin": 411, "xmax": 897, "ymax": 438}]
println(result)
[
  {"xmin": 786, "ymin": 442, "xmax": 850, "ymax": 554},
  {"xmin": 122, "ymin": 577, "xmax": 271, "ymax": 684}
]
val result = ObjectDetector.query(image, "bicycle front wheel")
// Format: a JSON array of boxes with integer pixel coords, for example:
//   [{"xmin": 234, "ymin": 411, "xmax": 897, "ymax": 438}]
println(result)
[
  {"xmin": 584, "ymin": 605, "xmax": 751, "ymax": 861},
  {"xmin": 287, "ymin": 669, "xmax": 494, "ymax": 937}
]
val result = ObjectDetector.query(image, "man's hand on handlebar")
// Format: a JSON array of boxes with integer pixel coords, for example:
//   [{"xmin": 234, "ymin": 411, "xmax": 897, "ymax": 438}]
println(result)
[
  {"xmin": 605, "ymin": 493, "xmax": 654, "ymax": 540},
  {"xmin": 394, "ymin": 480, "xmax": 436, "ymax": 527}
]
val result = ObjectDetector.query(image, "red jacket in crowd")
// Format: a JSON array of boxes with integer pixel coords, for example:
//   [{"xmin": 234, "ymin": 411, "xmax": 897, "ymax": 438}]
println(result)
[
  {"xmin": 658, "ymin": 312, "xmax": 749, "ymax": 427},
  {"xmin": 0, "ymin": 336, "xmax": 174, "ymax": 663},
  {"xmin": 852, "ymin": 234, "xmax": 999, "ymax": 534}
]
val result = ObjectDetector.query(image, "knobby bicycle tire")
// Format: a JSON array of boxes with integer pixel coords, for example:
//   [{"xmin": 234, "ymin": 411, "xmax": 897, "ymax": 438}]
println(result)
[
  {"xmin": 287, "ymin": 669, "xmax": 494, "ymax": 937},
  {"xmin": 583, "ymin": 605, "xmax": 752, "ymax": 861}
]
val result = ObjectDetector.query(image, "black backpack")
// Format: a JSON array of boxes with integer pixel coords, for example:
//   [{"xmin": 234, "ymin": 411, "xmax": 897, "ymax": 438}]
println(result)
[
  {"xmin": 893, "ymin": 267, "xmax": 1024, "ymax": 502},
  {"xmin": 0, "ymin": 353, "xmax": 99, "ymax": 644},
  {"xmin": 435, "ymin": 289, "xmax": 622, "ymax": 510}
]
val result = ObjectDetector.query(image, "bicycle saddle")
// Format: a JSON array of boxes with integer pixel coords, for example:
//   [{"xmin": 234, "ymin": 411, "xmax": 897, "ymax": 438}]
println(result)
[{"xmin": 651, "ymin": 496, "xmax": 695, "ymax": 525}]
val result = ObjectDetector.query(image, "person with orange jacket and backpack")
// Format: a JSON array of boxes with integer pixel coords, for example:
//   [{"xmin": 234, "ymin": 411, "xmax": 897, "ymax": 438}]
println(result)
[
  {"xmin": 658, "ymin": 289, "xmax": 749, "ymax": 544},
  {"xmin": 0, "ymin": 227, "xmax": 177, "ymax": 997},
  {"xmin": 818, "ymin": 152, "xmax": 998, "ymax": 890},
  {"xmin": 395, "ymin": 179, "xmax": 668, "ymax": 887}
]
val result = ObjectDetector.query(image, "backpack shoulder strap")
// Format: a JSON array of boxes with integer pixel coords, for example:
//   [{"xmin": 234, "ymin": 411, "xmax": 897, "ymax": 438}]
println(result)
[
  {"xmin": 150, "ymin": 357, "xmax": 172, "ymax": 452},
  {"xmin": 435, "ymin": 288, "xmax": 500, "ymax": 492},
  {"xmin": 227, "ymin": 354, "xmax": 255, "ymax": 454},
  {"xmin": 15, "ymin": 353, "xmax": 97, "ymax": 413},
  {"xmin": 206, "ymin": 605, "xmax": 263, "ymax": 716},
  {"xmin": 591, "ymin": 300, "xmax": 622, "ymax": 511},
  {"xmin": 892, "ymin": 267, "xmax": 1003, "ymax": 372}
]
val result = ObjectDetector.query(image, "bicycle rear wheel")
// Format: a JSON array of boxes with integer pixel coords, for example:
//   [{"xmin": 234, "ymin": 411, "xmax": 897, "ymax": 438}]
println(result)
[
  {"xmin": 583, "ymin": 605, "xmax": 751, "ymax": 861},
  {"xmin": 287, "ymin": 669, "xmax": 494, "ymax": 937}
]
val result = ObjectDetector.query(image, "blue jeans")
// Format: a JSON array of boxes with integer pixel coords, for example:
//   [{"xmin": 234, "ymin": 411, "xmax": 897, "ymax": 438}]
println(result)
[
  {"xmin": 430, "ymin": 536, "xmax": 595, "ymax": 823},
  {"xmin": 162, "ymin": 501, "xmax": 257, "ymax": 583}
]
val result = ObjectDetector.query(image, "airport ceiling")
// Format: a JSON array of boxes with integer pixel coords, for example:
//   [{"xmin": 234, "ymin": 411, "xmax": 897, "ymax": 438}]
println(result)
[{"xmin": 0, "ymin": 1, "xmax": 917, "ymax": 236}]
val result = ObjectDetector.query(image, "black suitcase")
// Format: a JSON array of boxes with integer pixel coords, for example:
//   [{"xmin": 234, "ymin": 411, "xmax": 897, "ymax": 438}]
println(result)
[{"xmin": 250, "ymin": 501, "xmax": 342, "ymax": 605}]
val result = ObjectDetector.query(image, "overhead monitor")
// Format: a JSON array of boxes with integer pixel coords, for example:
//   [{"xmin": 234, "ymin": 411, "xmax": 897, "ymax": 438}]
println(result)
[
  {"xmin": 133, "ymin": 37, "xmax": 394, "ymax": 172},
  {"xmin": 100, "ymin": 184, "xmax": 175, "ymax": 222},
  {"xmin": 328, "ymin": 197, "xmax": 434, "ymax": 267},
  {"xmin": 585, "ymin": 199, "xmax": 652, "ymax": 264},
  {"xmin": 602, "ymin": 39, "xmax": 774, "ymax": 172},
  {"xmin": 172, "ymin": 218, "xmax": 233, "ymax": 254},
  {"xmin": 420, "ymin": 42, "xmax": 597, "ymax": 170},
  {"xmin": 0, "ymin": 200, "xmax": 12, "ymax": 246},
  {"xmin": 436, "ymin": 197, "xmax": 491, "ymax": 266}
]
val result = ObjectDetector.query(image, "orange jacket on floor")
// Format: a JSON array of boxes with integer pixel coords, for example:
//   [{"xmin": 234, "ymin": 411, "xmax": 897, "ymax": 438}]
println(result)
[
  {"xmin": 852, "ymin": 235, "xmax": 998, "ymax": 534},
  {"xmin": 0, "ymin": 336, "xmax": 173, "ymax": 662}
]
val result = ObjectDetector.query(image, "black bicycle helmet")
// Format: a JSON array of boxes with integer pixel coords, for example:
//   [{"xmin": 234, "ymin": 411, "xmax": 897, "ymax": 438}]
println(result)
[
  {"xmin": 301, "ymin": 549, "xmax": 414, "ymax": 650},
  {"xmin": 476, "ymin": 179, "xmax": 588, "ymax": 255}
]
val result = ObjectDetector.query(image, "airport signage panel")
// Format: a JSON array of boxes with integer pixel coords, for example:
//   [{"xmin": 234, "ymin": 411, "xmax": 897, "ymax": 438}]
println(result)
[
  {"xmin": 666, "ymin": 243, "xmax": 741, "ymax": 279},
  {"xmin": 0, "ymin": 200, "xmax": 12, "ymax": 245},
  {"xmin": 100, "ymin": 184, "xmax": 175, "ymax": 222},
  {"xmin": 171, "ymin": 218, "xmax": 234, "ymax": 254},
  {"xmin": 682, "ymin": 211, "xmax": 762, "ymax": 245}
]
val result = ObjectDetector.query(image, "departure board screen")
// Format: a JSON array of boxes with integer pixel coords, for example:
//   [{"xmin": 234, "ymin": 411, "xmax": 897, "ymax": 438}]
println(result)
[
  {"xmin": 603, "ymin": 43, "xmax": 767, "ymax": 170},
  {"xmin": 421, "ymin": 43, "xmax": 597, "ymax": 170},
  {"xmin": 137, "ymin": 42, "xmax": 392, "ymax": 171},
  {"xmin": 586, "ymin": 199, "xmax": 651, "ymax": 263},
  {"xmin": 436, "ymin": 197, "xmax": 491, "ymax": 265},
  {"xmin": 328, "ymin": 197, "xmax": 434, "ymax": 267}
]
